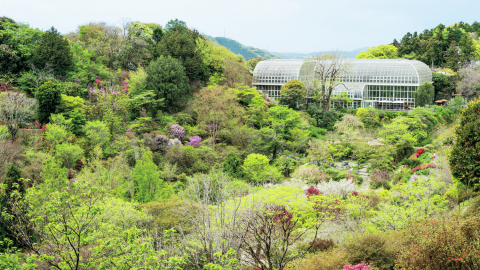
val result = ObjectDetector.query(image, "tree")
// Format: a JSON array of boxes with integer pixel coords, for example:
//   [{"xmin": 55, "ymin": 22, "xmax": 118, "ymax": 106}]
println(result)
[
  {"xmin": 415, "ymin": 81, "xmax": 435, "ymax": 107},
  {"xmin": 36, "ymin": 81, "xmax": 62, "ymax": 124},
  {"xmin": 457, "ymin": 64, "xmax": 480, "ymax": 97},
  {"xmin": 333, "ymin": 114, "xmax": 364, "ymax": 139},
  {"xmin": 145, "ymin": 55, "xmax": 190, "ymax": 113},
  {"xmin": 0, "ymin": 44, "xmax": 21, "ymax": 74},
  {"xmin": 158, "ymin": 19, "xmax": 207, "ymax": 81},
  {"xmin": 279, "ymin": 79, "xmax": 307, "ymax": 109},
  {"xmin": 33, "ymin": 27, "xmax": 73, "ymax": 75},
  {"xmin": 192, "ymin": 86, "xmax": 245, "ymax": 147},
  {"xmin": 133, "ymin": 150, "xmax": 171, "ymax": 203},
  {"xmin": 308, "ymin": 52, "xmax": 351, "ymax": 114},
  {"xmin": 449, "ymin": 97, "xmax": 480, "ymax": 189},
  {"xmin": 242, "ymin": 153, "xmax": 282, "ymax": 183},
  {"xmin": 84, "ymin": 120, "xmax": 110, "ymax": 148},
  {"xmin": 223, "ymin": 151, "xmax": 243, "ymax": 178},
  {"xmin": 432, "ymin": 72, "xmax": 456, "ymax": 100},
  {"xmin": 356, "ymin": 45, "xmax": 398, "ymax": 59},
  {"xmin": 0, "ymin": 91, "xmax": 36, "ymax": 140}
]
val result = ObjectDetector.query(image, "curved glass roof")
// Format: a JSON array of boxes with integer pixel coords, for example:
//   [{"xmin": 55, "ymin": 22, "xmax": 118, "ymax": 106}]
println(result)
[{"xmin": 253, "ymin": 59, "xmax": 432, "ymax": 86}]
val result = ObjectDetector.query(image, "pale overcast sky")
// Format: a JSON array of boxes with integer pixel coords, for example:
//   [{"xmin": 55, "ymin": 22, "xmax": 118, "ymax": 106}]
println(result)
[{"xmin": 1, "ymin": 0, "xmax": 479, "ymax": 53}]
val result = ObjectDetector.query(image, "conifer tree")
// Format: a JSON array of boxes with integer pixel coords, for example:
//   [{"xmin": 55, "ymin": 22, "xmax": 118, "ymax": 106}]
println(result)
[
  {"xmin": 223, "ymin": 151, "xmax": 243, "ymax": 178},
  {"xmin": 33, "ymin": 27, "xmax": 73, "ymax": 75},
  {"xmin": 449, "ymin": 97, "xmax": 480, "ymax": 189}
]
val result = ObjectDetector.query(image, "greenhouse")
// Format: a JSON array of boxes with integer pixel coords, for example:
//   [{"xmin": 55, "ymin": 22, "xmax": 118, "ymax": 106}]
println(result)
[{"xmin": 252, "ymin": 59, "xmax": 433, "ymax": 110}]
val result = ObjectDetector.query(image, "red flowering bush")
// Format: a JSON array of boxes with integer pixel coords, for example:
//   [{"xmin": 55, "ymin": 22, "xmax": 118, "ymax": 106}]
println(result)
[
  {"xmin": 305, "ymin": 186, "xmax": 321, "ymax": 197},
  {"xmin": 411, "ymin": 163, "xmax": 437, "ymax": 173},
  {"xmin": 416, "ymin": 148, "xmax": 425, "ymax": 156}
]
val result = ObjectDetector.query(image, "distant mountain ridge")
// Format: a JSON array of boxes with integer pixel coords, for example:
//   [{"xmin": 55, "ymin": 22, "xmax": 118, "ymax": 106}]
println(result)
[
  {"xmin": 268, "ymin": 48, "xmax": 370, "ymax": 59},
  {"xmin": 204, "ymin": 35, "xmax": 281, "ymax": 60},
  {"xmin": 204, "ymin": 34, "xmax": 368, "ymax": 60}
]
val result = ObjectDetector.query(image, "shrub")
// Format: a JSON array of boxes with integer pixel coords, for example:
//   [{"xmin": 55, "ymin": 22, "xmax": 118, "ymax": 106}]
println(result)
[
  {"xmin": 293, "ymin": 248, "xmax": 348, "ymax": 270},
  {"xmin": 298, "ymin": 238, "xmax": 336, "ymax": 254},
  {"xmin": 316, "ymin": 179, "xmax": 357, "ymax": 198},
  {"xmin": 55, "ymin": 143, "xmax": 84, "ymax": 169},
  {"xmin": 345, "ymin": 233, "xmax": 396, "ymax": 270},
  {"xmin": 356, "ymin": 107, "xmax": 380, "ymax": 128},
  {"xmin": 185, "ymin": 136, "xmax": 202, "ymax": 147},
  {"xmin": 84, "ymin": 120, "xmax": 110, "ymax": 147},
  {"xmin": 411, "ymin": 163, "xmax": 437, "ymax": 173},
  {"xmin": 395, "ymin": 216, "xmax": 480, "ymax": 270},
  {"xmin": 343, "ymin": 262, "xmax": 371, "ymax": 270},
  {"xmin": 273, "ymin": 155, "xmax": 298, "ymax": 177},
  {"xmin": 243, "ymin": 153, "xmax": 282, "ymax": 183},
  {"xmin": 166, "ymin": 123, "xmax": 185, "ymax": 141},
  {"xmin": 36, "ymin": 81, "xmax": 62, "ymax": 124},
  {"xmin": 305, "ymin": 186, "xmax": 322, "ymax": 197},
  {"xmin": 44, "ymin": 124, "xmax": 69, "ymax": 149},
  {"xmin": 292, "ymin": 165, "xmax": 325, "ymax": 184},
  {"xmin": 400, "ymin": 157, "xmax": 421, "ymax": 168},
  {"xmin": 141, "ymin": 197, "xmax": 195, "ymax": 231}
]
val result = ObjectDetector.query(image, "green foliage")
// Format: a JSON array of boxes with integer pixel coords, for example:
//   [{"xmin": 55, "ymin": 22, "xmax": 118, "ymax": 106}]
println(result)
[
  {"xmin": 197, "ymin": 38, "xmax": 244, "ymax": 76},
  {"xmin": 133, "ymin": 150, "xmax": 172, "ymax": 203},
  {"xmin": 222, "ymin": 151, "xmax": 243, "ymax": 178},
  {"xmin": 33, "ymin": 27, "xmax": 73, "ymax": 75},
  {"xmin": 279, "ymin": 79, "xmax": 307, "ymax": 109},
  {"xmin": 242, "ymin": 153, "xmax": 282, "ymax": 183},
  {"xmin": 395, "ymin": 216, "xmax": 480, "ymax": 269},
  {"xmin": 158, "ymin": 20, "xmax": 207, "ymax": 80},
  {"xmin": 251, "ymin": 127, "xmax": 284, "ymax": 159},
  {"xmin": 449, "ymin": 97, "xmax": 480, "ymax": 189},
  {"xmin": 44, "ymin": 123, "xmax": 69, "ymax": 148},
  {"xmin": 55, "ymin": 143, "xmax": 84, "ymax": 169},
  {"xmin": 328, "ymin": 143, "xmax": 352, "ymax": 160},
  {"xmin": 274, "ymin": 155, "xmax": 298, "ymax": 177},
  {"xmin": 36, "ymin": 81, "xmax": 62, "ymax": 124},
  {"xmin": 166, "ymin": 145, "xmax": 219, "ymax": 175},
  {"xmin": 141, "ymin": 196, "xmax": 195, "ymax": 231},
  {"xmin": 145, "ymin": 55, "xmax": 190, "ymax": 113},
  {"xmin": 356, "ymin": 44, "xmax": 399, "ymax": 59},
  {"xmin": 0, "ymin": 20, "xmax": 43, "ymax": 72},
  {"xmin": 345, "ymin": 233, "xmax": 397, "ymax": 270},
  {"xmin": 356, "ymin": 107, "xmax": 380, "ymax": 128},
  {"xmin": 84, "ymin": 120, "xmax": 110, "ymax": 148},
  {"xmin": 415, "ymin": 81, "xmax": 435, "ymax": 107},
  {"xmin": 432, "ymin": 72, "xmax": 456, "ymax": 99}
]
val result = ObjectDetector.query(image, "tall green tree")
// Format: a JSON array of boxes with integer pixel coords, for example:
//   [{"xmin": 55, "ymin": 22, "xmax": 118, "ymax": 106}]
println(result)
[
  {"xmin": 449, "ymin": 97, "xmax": 480, "ymax": 189},
  {"xmin": 33, "ymin": 27, "xmax": 73, "ymax": 75},
  {"xmin": 133, "ymin": 150, "xmax": 171, "ymax": 203},
  {"xmin": 145, "ymin": 55, "xmax": 190, "ymax": 113},
  {"xmin": 414, "ymin": 81, "xmax": 435, "ymax": 107},
  {"xmin": 36, "ymin": 81, "xmax": 62, "ymax": 124},
  {"xmin": 158, "ymin": 19, "xmax": 207, "ymax": 81},
  {"xmin": 223, "ymin": 151, "xmax": 243, "ymax": 178},
  {"xmin": 279, "ymin": 79, "xmax": 307, "ymax": 109}
]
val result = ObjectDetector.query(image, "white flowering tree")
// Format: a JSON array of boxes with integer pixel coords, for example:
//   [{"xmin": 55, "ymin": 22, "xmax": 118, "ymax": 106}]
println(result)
[{"xmin": 0, "ymin": 91, "xmax": 36, "ymax": 140}]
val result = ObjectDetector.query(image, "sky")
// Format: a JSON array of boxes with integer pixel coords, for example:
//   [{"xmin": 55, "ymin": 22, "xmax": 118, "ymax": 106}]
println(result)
[{"xmin": 2, "ymin": 0, "xmax": 479, "ymax": 53}]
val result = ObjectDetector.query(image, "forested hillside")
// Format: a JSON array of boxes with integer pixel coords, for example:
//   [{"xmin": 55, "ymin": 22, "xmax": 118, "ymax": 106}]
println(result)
[
  {"xmin": 1, "ymin": 15, "xmax": 480, "ymax": 270},
  {"xmin": 205, "ymin": 36, "xmax": 280, "ymax": 60}
]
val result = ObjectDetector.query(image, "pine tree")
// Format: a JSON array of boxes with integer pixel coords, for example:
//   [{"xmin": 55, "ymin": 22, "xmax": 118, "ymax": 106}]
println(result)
[{"xmin": 33, "ymin": 27, "xmax": 73, "ymax": 75}]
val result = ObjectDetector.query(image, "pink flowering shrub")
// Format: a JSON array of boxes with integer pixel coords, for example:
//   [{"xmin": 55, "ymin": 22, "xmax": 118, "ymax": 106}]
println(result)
[
  {"xmin": 411, "ymin": 163, "xmax": 437, "ymax": 173},
  {"xmin": 266, "ymin": 97, "xmax": 270, "ymax": 101},
  {"xmin": 343, "ymin": 262, "xmax": 371, "ymax": 270},
  {"xmin": 186, "ymin": 136, "xmax": 202, "ymax": 147}
]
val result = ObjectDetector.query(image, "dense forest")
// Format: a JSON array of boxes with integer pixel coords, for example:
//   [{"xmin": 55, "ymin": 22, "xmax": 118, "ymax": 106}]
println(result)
[{"xmin": 1, "ymin": 15, "xmax": 480, "ymax": 270}]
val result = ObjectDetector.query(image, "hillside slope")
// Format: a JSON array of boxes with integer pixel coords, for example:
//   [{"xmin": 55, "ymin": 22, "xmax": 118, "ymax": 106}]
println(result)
[{"xmin": 204, "ymin": 35, "xmax": 280, "ymax": 60}]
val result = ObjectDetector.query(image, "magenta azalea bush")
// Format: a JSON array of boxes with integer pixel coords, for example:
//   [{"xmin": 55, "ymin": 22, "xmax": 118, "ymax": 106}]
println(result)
[
  {"xmin": 186, "ymin": 136, "xmax": 202, "ymax": 147},
  {"xmin": 343, "ymin": 261, "xmax": 371, "ymax": 270}
]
